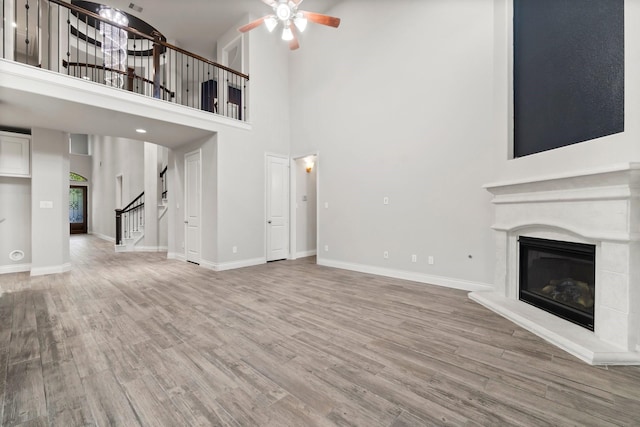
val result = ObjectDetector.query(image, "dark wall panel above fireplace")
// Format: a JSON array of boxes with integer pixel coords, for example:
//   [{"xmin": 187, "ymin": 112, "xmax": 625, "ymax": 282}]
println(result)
[{"xmin": 513, "ymin": 0, "xmax": 624, "ymax": 157}]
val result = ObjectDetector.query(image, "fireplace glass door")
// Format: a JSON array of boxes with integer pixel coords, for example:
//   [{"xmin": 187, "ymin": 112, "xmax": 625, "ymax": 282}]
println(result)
[{"xmin": 519, "ymin": 237, "xmax": 595, "ymax": 330}]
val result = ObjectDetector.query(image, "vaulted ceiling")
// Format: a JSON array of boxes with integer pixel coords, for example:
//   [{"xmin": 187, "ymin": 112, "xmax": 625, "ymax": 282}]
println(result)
[{"xmin": 96, "ymin": 0, "xmax": 342, "ymax": 58}]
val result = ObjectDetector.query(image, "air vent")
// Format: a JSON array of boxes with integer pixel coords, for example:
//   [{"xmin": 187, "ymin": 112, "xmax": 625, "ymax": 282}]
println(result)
[{"xmin": 128, "ymin": 3, "xmax": 143, "ymax": 12}]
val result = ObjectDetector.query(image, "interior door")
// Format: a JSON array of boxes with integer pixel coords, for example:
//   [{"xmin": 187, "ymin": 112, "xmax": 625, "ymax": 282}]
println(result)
[
  {"xmin": 267, "ymin": 155, "xmax": 289, "ymax": 261},
  {"xmin": 69, "ymin": 186, "xmax": 87, "ymax": 234},
  {"xmin": 185, "ymin": 151, "xmax": 201, "ymax": 264}
]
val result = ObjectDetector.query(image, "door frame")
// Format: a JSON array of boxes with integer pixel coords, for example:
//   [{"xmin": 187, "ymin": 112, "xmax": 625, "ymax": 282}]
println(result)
[
  {"xmin": 265, "ymin": 153, "xmax": 291, "ymax": 261},
  {"xmin": 184, "ymin": 149, "xmax": 202, "ymax": 263},
  {"xmin": 289, "ymin": 151, "xmax": 320, "ymax": 261},
  {"xmin": 69, "ymin": 185, "xmax": 88, "ymax": 234}
]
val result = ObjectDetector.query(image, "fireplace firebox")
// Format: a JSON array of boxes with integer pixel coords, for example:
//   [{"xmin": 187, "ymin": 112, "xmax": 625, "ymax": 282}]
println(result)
[{"xmin": 519, "ymin": 237, "xmax": 595, "ymax": 330}]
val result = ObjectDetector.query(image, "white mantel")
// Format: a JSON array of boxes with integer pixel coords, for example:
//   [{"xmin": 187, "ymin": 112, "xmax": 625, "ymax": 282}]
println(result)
[{"xmin": 471, "ymin": 163, "xmax": 640, "ymax": 365}]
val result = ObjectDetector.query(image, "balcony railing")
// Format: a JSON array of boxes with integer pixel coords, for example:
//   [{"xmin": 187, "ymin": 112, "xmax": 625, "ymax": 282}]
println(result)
[{"xmin": 1, "ymin": 0, "xmax": 249, "ymax": 121}]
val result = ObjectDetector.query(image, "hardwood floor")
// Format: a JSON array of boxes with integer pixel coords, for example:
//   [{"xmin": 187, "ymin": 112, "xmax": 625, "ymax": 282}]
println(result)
[{"xmin": 1, "ymin": 235, "xmax": 639, "ymax": 426}]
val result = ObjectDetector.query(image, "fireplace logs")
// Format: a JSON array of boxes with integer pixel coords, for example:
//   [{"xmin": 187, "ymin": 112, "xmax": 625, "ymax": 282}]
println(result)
[{"xmin": 540, "ymin": 278, "xmax": 594, "ymax": 310}]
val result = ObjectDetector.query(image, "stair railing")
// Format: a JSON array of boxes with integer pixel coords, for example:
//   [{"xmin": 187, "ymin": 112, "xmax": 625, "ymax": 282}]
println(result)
[
  {"xmin": 2, "ymin": 0, "xmax": 249, "ymax": 121},
  {"xmin": 115, "ymin": 191, "xmax": 144, "ymax": 245},
  {"xmin": 160, "ymin": 165, "xmax": 168, "ymax": 200}
]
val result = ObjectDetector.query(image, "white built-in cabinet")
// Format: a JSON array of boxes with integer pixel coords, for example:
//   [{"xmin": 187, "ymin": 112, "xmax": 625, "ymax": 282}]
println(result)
[{"xmin": 0, "ymin": 131, "xmax": 31, "ymax": 177}]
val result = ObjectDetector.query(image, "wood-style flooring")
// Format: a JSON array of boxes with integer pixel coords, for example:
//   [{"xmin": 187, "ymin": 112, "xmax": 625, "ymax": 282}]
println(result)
[{"xmin": 1, "ymin": 235, "xmax": 639, "ymax": 426}]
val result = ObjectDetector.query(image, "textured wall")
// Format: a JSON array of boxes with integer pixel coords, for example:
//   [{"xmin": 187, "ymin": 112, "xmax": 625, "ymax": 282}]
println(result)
[{"xmin": 513, "ymin": 0, "xmax": 624, "ymax": 157}]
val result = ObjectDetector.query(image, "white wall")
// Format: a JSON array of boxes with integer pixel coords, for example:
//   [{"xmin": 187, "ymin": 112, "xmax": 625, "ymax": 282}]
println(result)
[
  {"xmin": 70, "ymin": 134, "xmax": 89, "ymax": 155},
  {"xmin": 295, "ymin": 156, "xmax": 317, "ymax": 257},
  {"xmin": 31, "ymin": 128, "xmax": 70, "ymax": 275},
  {"xmin": 289, "ymin": 0, "xmax": 497, "ymax": 289},
  {"xmin": 166, "ymin": 17, "xmax": 293, "ymax": 268},
  {"xmin": 70, "ymin": 153, "xmax": 91, "ymax": 181},
  {"xmin": 90, "ymin": 135, "xmax": 144, "ymax": 240},
  {"xmin": 0, "ymin": 177, "xmax": 31, "ymax": 273}
]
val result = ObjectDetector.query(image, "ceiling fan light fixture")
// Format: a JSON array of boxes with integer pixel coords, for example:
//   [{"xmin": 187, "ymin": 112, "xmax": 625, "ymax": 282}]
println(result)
[
  {"xmin": 238, "ymin": 0, "xmax": 341, "ymax": 50},
  {"xmin": 294, "ymin": 13, "xmax": 307, "ymax": 32},
  {"xmin": 265, "ymin": 15, "xmax": 278, "ymax": 32},
  {"xmin": 282, "ymin": 24, "xmax": 294, "ymax": 41},
  {"xmin": 276, "ymin": 3, "xmax": 292, "ymax": 21}
]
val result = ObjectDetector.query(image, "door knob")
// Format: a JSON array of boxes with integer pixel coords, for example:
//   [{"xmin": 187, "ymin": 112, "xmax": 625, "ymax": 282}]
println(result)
[{"xmin": 267, "ymin": 220, "xmax": 272, "ymax": 224}]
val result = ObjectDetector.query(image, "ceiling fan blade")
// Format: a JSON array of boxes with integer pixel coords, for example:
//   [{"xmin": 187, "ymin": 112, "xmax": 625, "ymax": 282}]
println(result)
[
  {"xmin": 291, "ymin": 0, "xmax": 304, "ymax": 5},
  {"xmin": 238, "ymin": 16, "xmax": 268, "ymax": 33},
  {"xmin": 261, "ymin": 0, "xmax": 276, "ymax": 6},
  {"xmin": 289, "ymin": 26, "xmax": 300, "ymax": 50},
  {"xmin": 301, "ymin": 11, "xmax": 341, "ymax": 28}
]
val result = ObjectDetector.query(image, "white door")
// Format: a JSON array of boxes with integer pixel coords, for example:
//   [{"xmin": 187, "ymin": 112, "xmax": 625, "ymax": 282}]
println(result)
[
  {"xmin": 185, "ymin": 151, "xmax": 201, "ymax": 264},
  {"xmin": 267, "ymin": 155, "xmax": 290, "ymax": 261}
]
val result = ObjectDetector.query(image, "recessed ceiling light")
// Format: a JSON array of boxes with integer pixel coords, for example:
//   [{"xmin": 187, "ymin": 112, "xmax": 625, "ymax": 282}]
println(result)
[{"xmin": 136, "ymin": 128, "xmax": 147, "ymax": 134}]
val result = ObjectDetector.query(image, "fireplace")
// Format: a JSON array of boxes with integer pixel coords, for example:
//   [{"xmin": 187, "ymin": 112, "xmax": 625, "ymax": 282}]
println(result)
[
  {"xmin": 519, "ymin": 237, "xmax": 595, "ymax": 330},
  {"xmin": 474, "ymin": 164, "xmax": 640, "ymax": 365}
]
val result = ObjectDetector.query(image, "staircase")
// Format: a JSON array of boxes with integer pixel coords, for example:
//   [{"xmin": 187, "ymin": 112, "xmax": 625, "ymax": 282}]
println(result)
[
  {"xmin": 115, "ymin": 165, "xmax": 169, "ymax": 252},
  {"xmin": 115, "ymin": 192, "xmax": 145, "ymax": 252}
]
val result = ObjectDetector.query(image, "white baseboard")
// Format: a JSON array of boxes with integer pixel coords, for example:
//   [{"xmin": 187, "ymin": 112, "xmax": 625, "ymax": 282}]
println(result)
[
  {"xmin": 201, "ymin": 257, "xmax": 266, "ymax": 272},
  {"xmin": 90, "ymin": 232, "xmax": 115, "ymax": 243},
  {"xmin": 296, "ymin": 250, "xmax": 317, "ymax": 258},
  {"xmin": 317, "ymin": 258, "xmax": 494, "ymax": 292},
  {"xmin": 134, "ymin": 246, "xmax": 168, "ymax": 253},
  {"xmin": 167, "ymin": 252, "xmax": 186, "ymax": 262},
  {"xmin": 30, "ymin": 263, "xmax": 72, "ymax": 277},
  {"xmin": 0, "ymin": 263, "xmax": 31, "ymax": 275}
]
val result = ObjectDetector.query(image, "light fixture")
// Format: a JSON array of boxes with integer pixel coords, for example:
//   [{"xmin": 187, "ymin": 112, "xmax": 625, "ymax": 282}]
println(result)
[
  {"xmin": 305, "ymin": 157, "xmax": 315, "ymax": 173},
  {"xmin": 264, "ymin": 15, "xmax": 278, "ymax": 32},
  {"xmin": 281, "ymin": 23, "xmax": 293, "ymax": 41},
  {"xmin": 276, "ymin": 3, "xmax": 292, "ymax": 21},
  {"xmin": 136, "ymin": 128, "xmax": 147, "ymax": 134},
  {"xmin": 238, "ymin": 0, "xmax": 341, "ymax": 50},
  {"xmin": 294, "ymin": 13, "xmax": 307, "ymax": 32},
  {"xmin": 99, "ymin": 7, "xmax": 129, "ymax": 88}
]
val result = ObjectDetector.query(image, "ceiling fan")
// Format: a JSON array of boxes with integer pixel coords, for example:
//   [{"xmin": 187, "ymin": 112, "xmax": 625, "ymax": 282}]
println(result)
[{"xmin": 238, "ymin": 0, "xmax": 341, "ymax": 50}]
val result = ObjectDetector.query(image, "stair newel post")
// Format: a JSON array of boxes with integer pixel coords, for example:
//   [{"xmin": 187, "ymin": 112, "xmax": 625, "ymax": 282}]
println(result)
[
  {"xmin": 152, "ymin": 30, "xmax": 162, "ymax": 99},
  {"xmin": 115, "ymin": 208, "xmax": 123, "ymax": 245}
]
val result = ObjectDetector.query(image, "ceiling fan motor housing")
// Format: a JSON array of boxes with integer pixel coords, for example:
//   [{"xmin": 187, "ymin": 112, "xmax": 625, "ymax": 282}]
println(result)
[{"xmin": 276, "ymin": 3, "xmax": 293, "ymax": 21}]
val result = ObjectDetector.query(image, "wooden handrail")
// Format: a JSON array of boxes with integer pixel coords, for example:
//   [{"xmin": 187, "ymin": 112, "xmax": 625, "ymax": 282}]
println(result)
[
  {"xmin": 62, "ymin": 60, "xmax": 175, "ymax": 97},
  {"xmin": 120, "ymin": 191, "xmax": 145, "ymax": 213},
  {"xmin": 48, "ymin": 0, "xmax": 249, "ymax": 80}
]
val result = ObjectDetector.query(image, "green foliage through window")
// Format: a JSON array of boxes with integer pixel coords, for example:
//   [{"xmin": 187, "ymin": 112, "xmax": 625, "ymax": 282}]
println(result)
[{"xmin": 70, "ymin": 172, "xmax": 88, "ymax": 182}]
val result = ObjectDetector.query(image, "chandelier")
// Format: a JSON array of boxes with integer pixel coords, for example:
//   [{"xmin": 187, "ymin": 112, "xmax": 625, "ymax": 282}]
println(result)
[{"xmin": 99, "ymin": 7, "xmax": 128, "ymax": 88}]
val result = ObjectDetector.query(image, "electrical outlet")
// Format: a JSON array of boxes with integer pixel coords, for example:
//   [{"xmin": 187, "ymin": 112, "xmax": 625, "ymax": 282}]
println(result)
[
  {"xmin": 383, "ymin": 196, "xmax": 389, "ymax": 205},
  {"xmin": 383, "ymin": 251, "xmax": 389, "ymax": 259},
  {"xmin": 428, "ymin": 256, "xmax": 434, "ymax": 265},
  {"xmin": 232, "ymin": 246, "xmax": 237, "ymax": 253},
  {"xmin": 411, "ymin": 254, "xmax": 417, "ymax": 263},
  {"xmin": 324, "ymin": 245, "xmax": 329, "ymax": 252}
]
